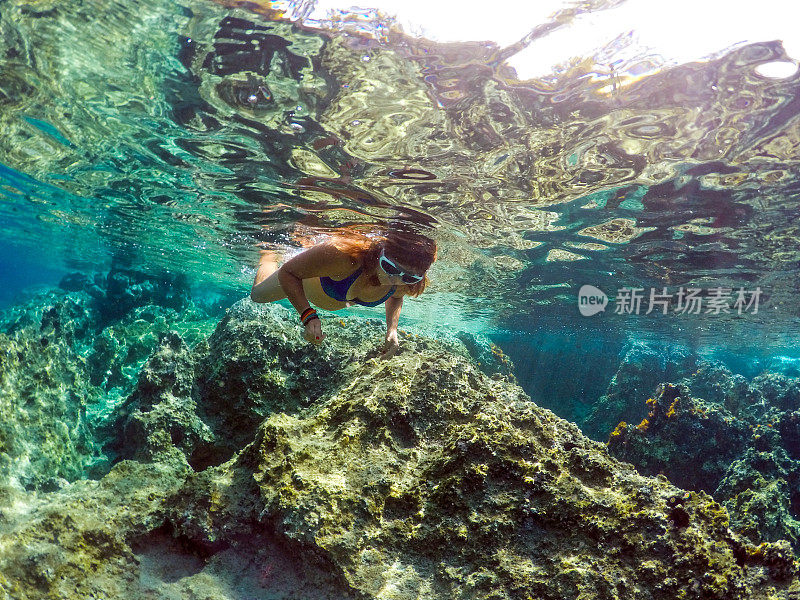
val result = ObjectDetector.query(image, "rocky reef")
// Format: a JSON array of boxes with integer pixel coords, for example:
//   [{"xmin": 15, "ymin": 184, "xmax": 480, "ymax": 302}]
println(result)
[
  {"xmin": 0, "ymin": 268, "xmax": 217, "ymax": 493},
  {"xmin": 582, "ymin": 343, "xmax": 697, "ymax": 440},
  {"xmin": 608, "ymin": 375, "xmax": 800, "ymax": 555},
  {"xmin": 1, "ymin": 294, "xmax": 798, "ymax": 599},
  {"xmin": 509, "ymin": 338, "xmax": 800, "ymax": 557},
  {"xmin": 582, "ymin": 342, "xmax": 793, "ymax": 442}
]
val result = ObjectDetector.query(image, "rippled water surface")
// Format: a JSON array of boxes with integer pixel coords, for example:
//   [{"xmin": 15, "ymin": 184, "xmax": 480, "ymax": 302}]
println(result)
[{"xmin": 1, "ymin": 0, "xmax": 799, "ymax": 353}]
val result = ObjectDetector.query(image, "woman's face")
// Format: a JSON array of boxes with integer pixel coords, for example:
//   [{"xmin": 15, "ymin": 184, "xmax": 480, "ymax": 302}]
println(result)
[{"xmin": 377, "ymin": 250, "xmax": 426, "ymax": 286}]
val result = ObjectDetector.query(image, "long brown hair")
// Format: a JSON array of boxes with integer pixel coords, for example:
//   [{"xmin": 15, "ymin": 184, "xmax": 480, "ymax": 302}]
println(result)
[{"xmin": 329, "ymin": 229, "xmax": 437, "ymax": 297}]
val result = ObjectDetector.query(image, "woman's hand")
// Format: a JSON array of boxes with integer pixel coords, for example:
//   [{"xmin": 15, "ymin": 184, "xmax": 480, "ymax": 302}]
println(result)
[
  {"xmin": 304, "ymin": 318, "xmax": 325, "ymax": 345},
  {"xmin": 380, "ymin": 330, "xmax": 399, "ymax": 359}
]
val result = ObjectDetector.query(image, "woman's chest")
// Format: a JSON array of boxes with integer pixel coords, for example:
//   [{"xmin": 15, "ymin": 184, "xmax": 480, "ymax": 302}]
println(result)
[
  {"xmin": 304, "ymin": 273, "xmax": 392, "ymax": 308},
  {"xmin": 345, "ymin": 275, "xmax": 392, "ymax": 303}
]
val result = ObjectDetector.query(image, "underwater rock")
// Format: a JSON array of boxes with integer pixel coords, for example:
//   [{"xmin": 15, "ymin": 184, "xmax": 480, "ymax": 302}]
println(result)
[
  {"xmin": 1, "ymin": 288, "xmax": 94, "ymax": 348},
  {"xmin": 719, "ymin": 474, "xmax": 800, "ymax": 551},
  {"xmin": 715, "ymin": 409, "xmax": 800, "ymax": 550},
  {"xmin": 59, "ymin": 268, "xmax": 191, "ymax": 324},
  {"xmin": 0, "ymin": 458, "xmax": 190, "ymax": 599},
  {"xmin": 582, "ymin": 343, "xmax": 697, "ymax": 439},
  {"xmin": 681, "ymin": 360, "xmax": 749, "ymax": 408},
  {"xmin": 582, "ymin": 343, "xmax": 790, "ymax": 441},
  {"xmin": 608, "ymin": 382, "xmax": 800, "ymax": 553},
  {"xmin": 108, "ymin": 331, "xmax": 215, "ymax": 465},
  {"xmin": 84, "ymin": 303, "xmax": 216, "ymax": 398},
  {"xmin": 191, "ymin": 301, "xmax": 350, "ymax": 466},
  {"xmin": 188, "ymin": 301, "xmax": 514, "ymax": 467},
  {"xmin": 748, "ymin": 373, "xmax": 800, "ymax": 415},
  {"xmin": 0, "ymin": 328, "xmax": 101, "ymax": 495},
  {"xmin": 57, "ymin": 272, "xmax": 90, "ymax": 293},
  {"xmin": 102, "ymin": 269, "xmax": 189, "ymax": 320},
  {"xmin": 608, "ymin": 383, "xmax": 751, "ymax": 492},
  {"xmin": 0, "ymin": 272, "xmax": 218, "ymax": 493},
  {"xmin": 165, "ymin": 306, "xmax": 798, "ymax": 600},
  {"xmin": 2, "ymin": 301, "xmax": 799, "ymax": 599},
  {"xmin": 0, "ymin": 292, "xmax": 103, "ymax": 494},
  {"xmin": 454, "ymin": 330, "xmax": 516, "ymax": 378},
  {"xmin": 0, "ymin": 454, "xmax": 356, "ymax": 600}
]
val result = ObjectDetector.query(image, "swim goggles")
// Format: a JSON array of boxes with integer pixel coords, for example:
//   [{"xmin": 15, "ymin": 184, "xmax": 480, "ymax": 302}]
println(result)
[{"xmin": 379, "ymin": 250, "xmax": 424, "ymax": 284}]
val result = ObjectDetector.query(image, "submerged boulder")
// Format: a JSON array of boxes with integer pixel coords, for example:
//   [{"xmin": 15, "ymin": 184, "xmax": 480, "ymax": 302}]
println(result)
[
  {"xmin": 608, "ymin": 383, "xmax": 751, "ymax": 493},
  {"xmin": 0, "ymin": 328, "xmax": 100, "ymax": 494},
  {"xmin": 1, "ymin": 300, "xmax": 798, "ymax": 599},
  {"xmin": 0, "ymin": 458, "xmax": 190, "ymax": 598},
  {"xmin": 192, "ymin": 302, "xmax": 351, "ymax": 464},
  {"xmin": 188, "ymin": 301, "xmax": 512, "ymax": 467},
  {"xmin": 108, "ymin": 331, "xmax": 215, "ymax": 465},
  {"xmin": 0, "ymin": 292, "xmax": 103, "ymax": 493},
  {"xmin": 167, "ymin": 304, "xmax": 799, "ymax": 600},
  {"xmin": 581, "ymin": 343, "xmax": 772, "ymax": 442},
  {"xmin": 0, "ymin": 270, "xmax": 219, "ymax": 494},
  {"xmin": 582, "ymin": 343, "xmax": 697, "ymax": 440},
  {"xmin": 60, "ymin": 268, "xmax": 191, "ymax": 324},
  {"xmin": 608, "ymin": 382, "xmax": 800, "ymax": 554}
]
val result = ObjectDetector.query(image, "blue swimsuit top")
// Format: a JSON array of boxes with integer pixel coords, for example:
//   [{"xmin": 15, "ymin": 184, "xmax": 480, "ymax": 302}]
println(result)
[{"xmin": 319, "ymin": 267, "xmax": 396, "ymax": 307}]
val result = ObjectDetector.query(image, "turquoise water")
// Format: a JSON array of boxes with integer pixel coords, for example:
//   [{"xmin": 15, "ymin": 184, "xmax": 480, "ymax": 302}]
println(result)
[
  {"xmin": 1, "ymin": 0, "xmax": 798, "ymax": 445},
  {"xmin": 2, "ymin": 0, "xmax": 800, "ymax": 597},
  {"xmin": 2, "ymin": 0, "xmax": 798, "ymax": 342}
]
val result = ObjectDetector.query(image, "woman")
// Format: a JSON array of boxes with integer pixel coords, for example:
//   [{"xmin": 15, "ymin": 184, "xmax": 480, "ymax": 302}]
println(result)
[{"xmin": 250, "ymin": 230, "xmax": 437, "ymax": 359}]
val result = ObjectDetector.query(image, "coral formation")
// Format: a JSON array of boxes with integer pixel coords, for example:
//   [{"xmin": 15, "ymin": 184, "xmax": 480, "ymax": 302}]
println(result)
[
  {"xmin": 1, "ymin": 298, "xmax": 797, "ymax": 599},
  {"xmin": 608, "ymin": 378, "xmax": 800, "ymax": 554}
]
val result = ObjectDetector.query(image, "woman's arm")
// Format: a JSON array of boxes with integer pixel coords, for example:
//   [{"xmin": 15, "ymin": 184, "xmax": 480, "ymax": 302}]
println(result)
[
  {"xmin": 380, "ymin": 294, "xmax": 404, "ymax": 359},
  {"xmin": 252, "ymin": 242, "xmax": 356, "ymax": 344},
  {"xmin": 251, "ymin": 243, "xmax": 354, "ymax": 311}
]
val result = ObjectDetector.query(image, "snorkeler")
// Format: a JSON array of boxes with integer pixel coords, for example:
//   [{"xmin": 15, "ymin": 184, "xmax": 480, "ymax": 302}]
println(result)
[{"xmin": 250, "ymin": 229, "xmax": 437, "ymax": 359}]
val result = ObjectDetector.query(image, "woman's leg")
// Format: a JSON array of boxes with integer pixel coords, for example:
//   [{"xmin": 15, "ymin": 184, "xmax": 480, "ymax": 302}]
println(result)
[
  {"xmin": 251, "ymin": 220, "xmax": 318, "ymax": 303},
  {"xmin": 250, "ymin": 249, "xmax": 287, "ymax": 303}
]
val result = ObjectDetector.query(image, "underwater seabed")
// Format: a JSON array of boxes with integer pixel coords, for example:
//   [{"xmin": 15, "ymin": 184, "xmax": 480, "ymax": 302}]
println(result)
[{"xmin": 0, "ymin": 269, "xmax": 798, "ymax": 600}]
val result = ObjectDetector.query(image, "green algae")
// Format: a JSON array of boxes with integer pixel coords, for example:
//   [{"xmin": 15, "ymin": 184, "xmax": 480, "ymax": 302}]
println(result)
[
  {"xmin": 0, "ymin": 294, "xmax": 798, "ymax": 599},
  {"xmin": 0, "ymin": 271, "xmax": 218, "ymax": 494}
]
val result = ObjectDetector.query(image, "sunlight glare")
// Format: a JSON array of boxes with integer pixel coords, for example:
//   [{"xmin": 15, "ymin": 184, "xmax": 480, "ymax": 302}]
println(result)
[{"xmin": 298, "ymin": 0, "xmax": 800, "ymax": 80}]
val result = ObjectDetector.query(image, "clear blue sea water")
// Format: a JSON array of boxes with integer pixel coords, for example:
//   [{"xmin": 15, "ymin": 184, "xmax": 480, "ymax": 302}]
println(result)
[
  {"xmin": 2, "ymin": 0, "xmax": 800, "ymax": 433},
  {"xmin": 3, "ymin": 2, "xmax": 800, "ymax": 595},
  {"xmin": 3, "ymin": 0, "xmax": 800, "ymax": 408}
]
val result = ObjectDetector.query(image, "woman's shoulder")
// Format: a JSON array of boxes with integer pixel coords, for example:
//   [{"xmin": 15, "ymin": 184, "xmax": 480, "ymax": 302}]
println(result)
[
  {"xmin": 280, "ymin": 242, "xmax": 360, "ymax": 280},
  {"xmin": 314, "ymin": 241, "xmax": 361, "ymax": 274}
]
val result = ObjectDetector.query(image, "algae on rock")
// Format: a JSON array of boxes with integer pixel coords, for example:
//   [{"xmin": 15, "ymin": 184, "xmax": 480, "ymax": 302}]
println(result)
[
  {"xmin": 167, "ymin": 302, "xmax": 800, "ymax": 600},
  {"xmin": 1, "ymin": 299, "xmax": 798, "ymax": 599},
  {"xmin": 608, "ymin": 378, "xmax": 800, "ymax": 555},
  {"xmin": 0, "ymin": 269, "xmax": 217, "ymax": 495}
]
